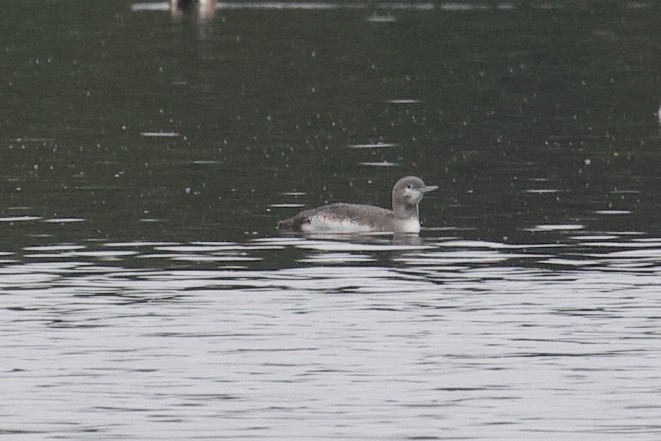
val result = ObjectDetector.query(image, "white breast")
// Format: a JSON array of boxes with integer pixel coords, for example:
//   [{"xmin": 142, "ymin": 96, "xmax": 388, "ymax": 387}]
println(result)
[{"xmin": 394, "ymin": 218, "xmax": 421, "ymax": 234}]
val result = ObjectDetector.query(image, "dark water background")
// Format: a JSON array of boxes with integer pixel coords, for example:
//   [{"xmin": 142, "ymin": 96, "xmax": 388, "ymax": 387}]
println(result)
[{"xmin": 2, "ymin": 1, "xmax": 661, "ymax": 439}]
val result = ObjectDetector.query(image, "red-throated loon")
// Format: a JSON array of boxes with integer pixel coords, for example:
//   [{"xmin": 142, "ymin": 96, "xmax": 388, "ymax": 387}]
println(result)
[{"xmin": 277, "ymin": 176, "xmax": 437, "ymax": 234}]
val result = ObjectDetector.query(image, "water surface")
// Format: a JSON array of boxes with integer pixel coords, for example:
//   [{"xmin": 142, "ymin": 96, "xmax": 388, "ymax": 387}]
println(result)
[{"xmin": 2, "ymin": 1, "xmax": 661, "ymax": 439}]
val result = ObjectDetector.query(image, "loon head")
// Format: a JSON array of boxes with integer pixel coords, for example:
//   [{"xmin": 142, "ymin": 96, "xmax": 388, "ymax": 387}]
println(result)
[{"xmin": 392, "ymin": 176, "xmax": 438, "ymax": 212}]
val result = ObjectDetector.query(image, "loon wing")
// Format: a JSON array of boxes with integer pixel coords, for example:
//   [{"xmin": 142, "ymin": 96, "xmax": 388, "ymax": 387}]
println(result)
[{"xmin": 277, "ymin": 203, "xmax": 393, "ymax": 232}]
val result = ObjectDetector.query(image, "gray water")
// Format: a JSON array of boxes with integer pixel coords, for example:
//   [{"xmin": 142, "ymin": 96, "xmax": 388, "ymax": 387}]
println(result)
[{"xmin": 2, "ymin": 1, "xmax": 661, "ymax": 439}]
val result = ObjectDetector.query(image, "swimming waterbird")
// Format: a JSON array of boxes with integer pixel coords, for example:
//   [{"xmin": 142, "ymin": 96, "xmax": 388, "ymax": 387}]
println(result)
[{"xmin": 277, "ymin": 176, "xmax": 437, "ymax": 234}]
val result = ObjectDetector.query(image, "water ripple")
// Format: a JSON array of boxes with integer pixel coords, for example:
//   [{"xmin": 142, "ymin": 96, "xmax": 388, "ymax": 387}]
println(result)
[{"xmin": 4, "ymin": 234, "xmax": 661, "ymax": 439}]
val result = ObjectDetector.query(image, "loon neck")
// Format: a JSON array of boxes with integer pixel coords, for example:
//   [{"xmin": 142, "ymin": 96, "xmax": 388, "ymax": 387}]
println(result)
[{"xmin": 393, "ymin": 202, "xmax": 419, "ymax": 221}]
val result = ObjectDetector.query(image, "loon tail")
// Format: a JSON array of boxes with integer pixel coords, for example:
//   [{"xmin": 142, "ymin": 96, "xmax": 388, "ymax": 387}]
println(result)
[{"xmin": 277, "ymin": 214, "xmax": 309, "ymax": 231}]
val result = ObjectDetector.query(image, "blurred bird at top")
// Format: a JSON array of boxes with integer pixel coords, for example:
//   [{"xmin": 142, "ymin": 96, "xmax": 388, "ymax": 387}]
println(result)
[{"xmin": 169, "ymin": 0, "xmax": 216, "ymax": 21}]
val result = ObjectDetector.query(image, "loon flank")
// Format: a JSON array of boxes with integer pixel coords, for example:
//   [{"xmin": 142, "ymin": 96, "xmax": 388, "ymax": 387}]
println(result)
[{"xmin": 277, "ymin": 176, "xmax": 437, "ymax": 234}]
